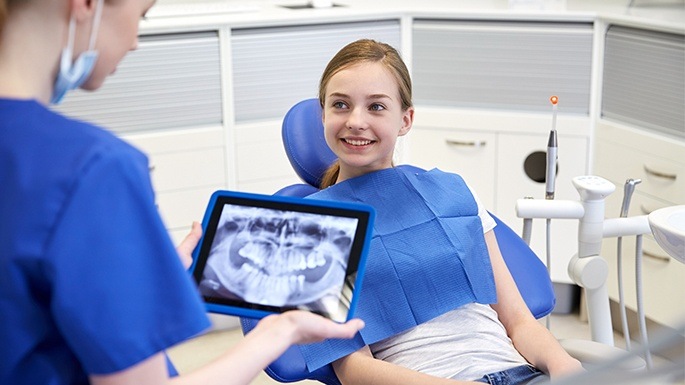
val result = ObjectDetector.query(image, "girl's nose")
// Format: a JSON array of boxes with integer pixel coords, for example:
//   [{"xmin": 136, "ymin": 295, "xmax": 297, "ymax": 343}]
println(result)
[{"xmin": 346, "ymin": 107, "xmax": 368, "ymax": 130}]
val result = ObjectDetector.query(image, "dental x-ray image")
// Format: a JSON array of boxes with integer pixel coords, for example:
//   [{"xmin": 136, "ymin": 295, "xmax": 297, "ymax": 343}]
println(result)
[{"xmin": 198, "ymin": 204, "xmax": 358, "ymax": 318}]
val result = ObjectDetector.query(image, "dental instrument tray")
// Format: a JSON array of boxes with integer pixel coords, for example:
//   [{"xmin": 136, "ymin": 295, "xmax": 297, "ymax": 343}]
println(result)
[{"xmin": 190, "ymin": 190, "xmax": 375, "ymax": 322}]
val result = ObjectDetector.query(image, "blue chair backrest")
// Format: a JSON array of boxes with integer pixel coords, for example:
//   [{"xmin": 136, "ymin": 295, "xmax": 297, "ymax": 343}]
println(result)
[{"xmin": 240, "ymin": 98, "xmax": 555, "ymax": 384}]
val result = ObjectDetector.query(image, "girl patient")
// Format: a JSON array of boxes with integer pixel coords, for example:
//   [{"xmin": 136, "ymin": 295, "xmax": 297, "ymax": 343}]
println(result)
[{"xmin": 301, "ymin": 39, "xmax": 585, "ymax": 385}]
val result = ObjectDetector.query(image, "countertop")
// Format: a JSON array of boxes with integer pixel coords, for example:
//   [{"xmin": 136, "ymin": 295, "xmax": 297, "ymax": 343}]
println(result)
[{"xmin": 142, "ymin": 0, "xmax": 685, "ymax": 33}]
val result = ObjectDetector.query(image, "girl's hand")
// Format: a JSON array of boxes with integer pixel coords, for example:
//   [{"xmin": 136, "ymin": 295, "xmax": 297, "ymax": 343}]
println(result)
[{"xmin": 548, "ymin": 357, "xmax": 585, "ymax": 380}]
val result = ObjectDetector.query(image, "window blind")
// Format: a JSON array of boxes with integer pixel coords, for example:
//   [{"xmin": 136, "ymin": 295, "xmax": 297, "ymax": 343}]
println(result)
[
  {"xmin": 602, "ymin": 26, "xmax": 685, "ymax": 138},
  {"xmin": 412, "ymin": 20, "xmax": 593, "ymax": 114},
  {"xmin": 54, "ymin": 32, "xmax": 222, "ymax": 134}
]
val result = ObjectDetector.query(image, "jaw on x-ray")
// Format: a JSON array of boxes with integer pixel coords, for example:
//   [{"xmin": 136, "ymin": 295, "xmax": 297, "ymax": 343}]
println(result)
[{"xmin": 199, "ymin": 204, "xmax": 357, "ymax": 312}]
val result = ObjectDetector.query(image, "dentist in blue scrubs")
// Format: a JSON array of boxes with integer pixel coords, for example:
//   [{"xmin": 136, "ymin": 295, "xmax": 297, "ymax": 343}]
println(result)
[{"xmin": 0, "ymin": 1, "xmax": 363, "ymax": 384}]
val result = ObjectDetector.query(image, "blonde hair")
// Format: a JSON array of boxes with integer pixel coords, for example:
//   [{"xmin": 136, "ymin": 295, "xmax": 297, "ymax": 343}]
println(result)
[{"xmin": 318, "ymin": 39, "xmax": 413, "ymax": 189}]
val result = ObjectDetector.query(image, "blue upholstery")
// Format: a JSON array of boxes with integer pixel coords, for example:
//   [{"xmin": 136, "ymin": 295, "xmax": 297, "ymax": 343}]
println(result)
[
  {"xmin": 281, "ymin": 99, "xmax": 337, "ymax": 188},
  {"xmin": 240, "ymin": 98, "xmax": 556, "ymax": 384}
]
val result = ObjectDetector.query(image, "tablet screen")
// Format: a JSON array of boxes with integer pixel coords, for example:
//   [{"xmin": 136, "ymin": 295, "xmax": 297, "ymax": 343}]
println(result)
[{"xmin": 190, "ymin": 190, "xmax": 374, "ymax": 323}]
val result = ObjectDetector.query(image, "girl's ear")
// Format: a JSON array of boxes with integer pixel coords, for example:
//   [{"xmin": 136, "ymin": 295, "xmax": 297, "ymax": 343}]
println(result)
[{"xmin": 398, "ymin": 106, "xmax": 414, "ymax": 137}]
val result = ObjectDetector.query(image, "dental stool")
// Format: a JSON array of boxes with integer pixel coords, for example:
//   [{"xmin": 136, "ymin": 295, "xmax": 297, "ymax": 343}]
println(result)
[{"xmin": 240, "ymin": 98, "xmax": 557, "ymax": 384}]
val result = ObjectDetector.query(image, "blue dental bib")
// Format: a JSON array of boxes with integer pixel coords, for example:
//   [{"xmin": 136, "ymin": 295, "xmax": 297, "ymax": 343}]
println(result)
[{"xmin": 299, "ymin": 167, "xmax": 496, "ymax": 371}]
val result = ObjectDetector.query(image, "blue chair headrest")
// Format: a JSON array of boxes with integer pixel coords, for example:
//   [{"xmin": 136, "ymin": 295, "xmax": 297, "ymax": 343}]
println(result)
[{"xmin": 282, "ymin": 98, "xmax": 337, "ymax": 188}]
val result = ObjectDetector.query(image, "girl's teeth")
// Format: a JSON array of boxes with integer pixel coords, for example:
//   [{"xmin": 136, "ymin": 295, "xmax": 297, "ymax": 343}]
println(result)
[{"xmin": 345, "ymin": 139, "xmax": 371, "ymax": 146}]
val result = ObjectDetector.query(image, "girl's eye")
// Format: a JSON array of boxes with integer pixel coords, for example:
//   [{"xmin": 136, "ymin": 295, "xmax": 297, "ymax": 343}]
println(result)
[
  {"xmin": 332, "ymin": 101, "xmax": 348, "ymax": 109},
  {"xmin": 369, "ymin": 103, "xmax": 385, "ymax": 112}
]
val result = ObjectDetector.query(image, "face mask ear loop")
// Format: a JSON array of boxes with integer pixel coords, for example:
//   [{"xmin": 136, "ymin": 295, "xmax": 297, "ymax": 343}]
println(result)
[
  {"xmin": 87, "ymin": 0, "xmax": 104, "ymax": 51},
  {"xmin": 64, "ymin": 0, "xmax": 103, "ymax": 57},
  {"xmin": 65, "ymin": 14, "xmax": 77, "ymax": 56}
]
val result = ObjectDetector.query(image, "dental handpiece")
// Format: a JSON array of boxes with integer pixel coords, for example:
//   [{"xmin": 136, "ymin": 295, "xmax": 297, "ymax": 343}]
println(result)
[
  {"xmin": 545, "ymin": 96, "xmax": 559, "ymax": 200},
  {"xmin": 620, "ymin": 178, "xmax": 642, "ymax": 217}
]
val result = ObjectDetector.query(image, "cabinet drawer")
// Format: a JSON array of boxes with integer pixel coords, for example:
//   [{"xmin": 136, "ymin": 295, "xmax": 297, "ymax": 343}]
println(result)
[
  {"xmin": 595, "ymin": 137, "xmax": 684, "ymax": 203},
  {"xmin": 603, "ymin": 189, "xmax": 684, "ymax": 328},
  {"xmin": 233, "ymin": 121, "xmax": 300, "ymax": 188},
  {"xmin": 235, "ymin": 140, "xmax": 295, "ymax": 183},
  {"xmin": 123, "ymin": 127, "xmax": 227, "ymax": 193},
  {"xmin": 604, "ymin": 233, "xmax": 685, "ymax": 329},
  {"xmin": 157, "ymin": 187, "xmax": 224, "ymax": 231},
  {"xmin": 406, "ymin": 128, "xmax": 496, "ymax": 210},
  {"xmin": 604, "ymin": 190, "xmax": 673, "ymax": 259},
  {"xmin": 149, "ymin": 148, "xmax": 225, "ymax": 192}
]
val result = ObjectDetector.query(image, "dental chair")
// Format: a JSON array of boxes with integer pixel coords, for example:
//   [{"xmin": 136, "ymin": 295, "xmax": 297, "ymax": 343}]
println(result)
[{"xmin": 239, "ymin": 98, "xmax": 557, "ymax": 384}]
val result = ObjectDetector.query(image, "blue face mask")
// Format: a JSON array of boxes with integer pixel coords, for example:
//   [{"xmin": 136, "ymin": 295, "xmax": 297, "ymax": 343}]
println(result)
[{"xmin": 51, "ymin": 0, "xmax": 104, "ymax": 105}]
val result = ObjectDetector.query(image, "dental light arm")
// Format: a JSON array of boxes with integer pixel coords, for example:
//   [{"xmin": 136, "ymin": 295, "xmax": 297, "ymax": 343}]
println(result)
[{"xmin": 546, "ymin": 96, "xmax": 559, "ymax": 200}]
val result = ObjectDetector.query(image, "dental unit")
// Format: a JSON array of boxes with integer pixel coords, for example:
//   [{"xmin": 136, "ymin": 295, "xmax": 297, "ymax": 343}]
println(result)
[{"xmin": 513, "ymin": 95, "xmax": 682, "ymax": 370}]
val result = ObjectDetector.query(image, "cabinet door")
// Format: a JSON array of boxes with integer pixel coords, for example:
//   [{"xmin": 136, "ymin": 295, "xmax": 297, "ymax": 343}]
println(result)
[
  {"xmin": 496, "ymin": 133, "xmax": 589, "ymax": 283},
  {"xmin": 602, "ymin": 26, "xmax": 685, "ymax": 139},
  {"xmin": 124, "ymin": 128, "xmax": 227, "ymax": 243},
  {"xmin": 234, "ymin": 121, "xmax": 302, "ymax": 194},
  {"xmin": 55, "ymin": 31, "xmax": 222, "ymax": 134},
  {"xmin": 231, "ymin": 20, "xmax": 401, "ymax": 123},
  {"xmin": 412, "ymin": 20, "xmax": 593, "ymax": 114},
  {"xmin": 406, "ymin": 128, "xmax": 496, "ymax": 210}
]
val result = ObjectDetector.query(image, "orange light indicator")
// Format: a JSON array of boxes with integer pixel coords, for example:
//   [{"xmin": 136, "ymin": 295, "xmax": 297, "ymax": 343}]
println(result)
[{"xmin": 550, "ymin": 95, "xmax": 559, "ymax": 105}]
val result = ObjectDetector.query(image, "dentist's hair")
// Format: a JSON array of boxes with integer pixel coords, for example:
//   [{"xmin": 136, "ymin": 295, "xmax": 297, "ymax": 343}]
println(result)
[
  {"xmin": 317, "ymin": 39, "xmax": 413, "ymax": 188},
  {"xmin": 0, "ymin": 0, "xmax": 7, "ymax": 33}
]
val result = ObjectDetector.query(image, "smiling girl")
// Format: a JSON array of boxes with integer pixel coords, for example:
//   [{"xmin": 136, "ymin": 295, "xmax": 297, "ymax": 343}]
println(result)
[{"xmin": 306, "ymin": 39, "xmax": 584, "ymax": 385}]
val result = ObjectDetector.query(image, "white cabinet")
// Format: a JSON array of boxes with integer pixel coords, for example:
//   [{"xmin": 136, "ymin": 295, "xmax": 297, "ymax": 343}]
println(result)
[
  {"xmin": 594, "ymin": 23, "xmax": 684, "ymax": 329},
  {"xmin": 406, "ymin": 128, "xmax": 497, "ymax": 210},
  {"xmin": 594, "ymin": 121, "xmax": 685, "ymax": 329},
  {"xmin": 123, "ymin": 127, "xmax": 227, "ymax": 244}
]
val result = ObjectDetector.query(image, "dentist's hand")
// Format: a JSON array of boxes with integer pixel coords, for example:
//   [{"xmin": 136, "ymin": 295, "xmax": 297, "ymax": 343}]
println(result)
[
  {"xmin": 176, "ymin": 221, "xmax": 202, "ymax": 269},
  {"xmin": 257, "ymin": 311, "xmax": 364, "ymax": 345}
]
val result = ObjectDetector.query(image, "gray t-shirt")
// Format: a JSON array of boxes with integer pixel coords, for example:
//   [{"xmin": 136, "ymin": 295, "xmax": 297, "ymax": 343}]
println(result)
[
  {"xmin": 369, "ymin": 186, "xmax": 528, "ymax": 381},
  {"xmin": 370, "ymin": 303, "xmax": 528, "ymax": 381}
]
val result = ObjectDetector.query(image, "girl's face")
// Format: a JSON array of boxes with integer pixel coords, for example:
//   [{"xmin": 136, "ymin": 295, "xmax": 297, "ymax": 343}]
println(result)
[
  {"xmin": 81, "ymin": 0, "xmax": 156, "ymax": 91},
  {"xmin": 322, "ymin": 61, "xmax": 414, "ymax": 183}
]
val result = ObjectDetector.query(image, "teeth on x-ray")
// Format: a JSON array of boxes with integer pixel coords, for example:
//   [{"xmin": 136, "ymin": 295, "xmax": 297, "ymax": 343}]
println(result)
[{"xmin": 205, "ymin": 206, "xmax": 357, "ymax": 306}]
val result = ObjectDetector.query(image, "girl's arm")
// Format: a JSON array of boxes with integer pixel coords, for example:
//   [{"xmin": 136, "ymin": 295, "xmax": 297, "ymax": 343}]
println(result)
[
  {"xmin": 332, "ymin": 346, "xmax": 481, "ymax": 385},
  {"xmin": 90, "ymin": 311, "xmax": 365, "ymax": 385},
  {"xmin": 485, "ymin": 230, "xmax": 584, "ymax": 380}
]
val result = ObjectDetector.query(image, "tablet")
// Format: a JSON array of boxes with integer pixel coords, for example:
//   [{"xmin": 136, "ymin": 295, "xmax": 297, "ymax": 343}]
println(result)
[{"xmin": 190, "ymin": 190, "xmax": 375, "ymax": 323}]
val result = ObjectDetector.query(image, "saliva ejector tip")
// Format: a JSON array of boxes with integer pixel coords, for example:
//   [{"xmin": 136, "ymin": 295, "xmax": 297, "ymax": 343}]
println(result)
[{"xmin": 550, "ymin": 95, "xmax": 559, "ymax": 105}]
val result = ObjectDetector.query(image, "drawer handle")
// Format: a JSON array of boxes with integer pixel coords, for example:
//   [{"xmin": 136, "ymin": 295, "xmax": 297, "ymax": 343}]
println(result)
[
  {"xmin": 445, "ymin": 139, "xmax": 487, "ymax": 148},
  {"xmin": 643, "ymin": 249, "xmax": 671, "ymax": 263},
  {"xmin": 643, "ymin": 165, "xmax": 677, "ymax": 180}
]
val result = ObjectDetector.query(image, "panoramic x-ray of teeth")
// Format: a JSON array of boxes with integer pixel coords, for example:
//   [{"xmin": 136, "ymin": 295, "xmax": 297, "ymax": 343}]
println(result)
[{"xmin": 199, "ymin": 205, "xmax": 358, "ymax": 314}]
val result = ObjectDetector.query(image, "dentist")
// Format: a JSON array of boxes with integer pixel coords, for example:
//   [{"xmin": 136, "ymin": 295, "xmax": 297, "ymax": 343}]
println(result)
[{"xmin": 0, "ymin": 1, "xmax": 363, "ymax": 385}]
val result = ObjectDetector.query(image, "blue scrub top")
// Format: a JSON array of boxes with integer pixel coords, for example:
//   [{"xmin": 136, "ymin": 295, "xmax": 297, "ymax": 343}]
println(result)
[{"xmin": 0, "ymin": 99, "xmax": 211, "ymax": 384}]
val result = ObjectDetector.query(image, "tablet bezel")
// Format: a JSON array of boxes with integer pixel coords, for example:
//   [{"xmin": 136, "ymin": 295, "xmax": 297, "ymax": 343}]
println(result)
[{"xmin": 190, "ymin": 190, "xmax": 374, "ymax": 322}]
